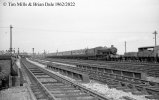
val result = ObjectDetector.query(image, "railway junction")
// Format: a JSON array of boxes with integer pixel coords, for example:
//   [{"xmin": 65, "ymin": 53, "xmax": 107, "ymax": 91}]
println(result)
[
  {"xmin": 1, "ymin": 0, "xmax": 159, "ymax": 99},
  {"xmin": 0, "ymin": 25, "xmax": 159, "ymax": 100},
  {"xmin": 1, "ymin": 54, "xmax": 159, "ymax": 100}
]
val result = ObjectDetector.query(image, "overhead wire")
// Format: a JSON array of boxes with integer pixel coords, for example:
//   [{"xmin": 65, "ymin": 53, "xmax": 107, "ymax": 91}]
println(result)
[
  {"xmin": 12, "ymin": 27, "xmax": 154, "ymax": 33},
  {"xmin": 0, "ymin": 27, "xmax": 9, "ymax": 28},
  {"xmin": 0, "ymin": 26, "xmax": 156, "ymax": 34}
]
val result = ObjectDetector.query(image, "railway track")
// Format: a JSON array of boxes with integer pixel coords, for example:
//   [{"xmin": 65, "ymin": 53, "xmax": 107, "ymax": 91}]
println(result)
[
  {"xmin": 34, "ymin": 58, "xmax": 158, "ymax": 71},
  {"xmin": 21, "ymin": 59, "xmax": 108, "ymax": 100},
  {"xmin": 32, "ymin": 58, "xmax": 159, "ymax": 99},
  {"xmin": 45, "ymin": 58, "xmax": 159, "ymax": 67},
  {"xmin": 69, "ymin": 66, "xmax": 159, "ymax": 95},
  {"xmin": 44, "ymin": 58, "xmax": 159, "ymax": 77}
]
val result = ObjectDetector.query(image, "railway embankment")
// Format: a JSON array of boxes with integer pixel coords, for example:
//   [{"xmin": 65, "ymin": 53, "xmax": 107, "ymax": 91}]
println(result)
[
  {"xmin": 0, "ymin": 59, "xmax": 11, "ymax": 90},
  {"xmin": 0, "ymin": 56, "xmax": 20, "ymax": 89},
  {"xmin": 0, "ymin": 56, "xmax": 35, "ymax": 100}
]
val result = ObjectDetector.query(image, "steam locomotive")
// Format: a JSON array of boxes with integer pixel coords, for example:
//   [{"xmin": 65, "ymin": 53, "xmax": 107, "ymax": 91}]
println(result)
[
  {"xmin": 46, "ymin": 45, "xmax": 159, "ymax": 63},
  {"xmin": 46, "ymin": 45, "xmax": 117, "ymax": 60}
]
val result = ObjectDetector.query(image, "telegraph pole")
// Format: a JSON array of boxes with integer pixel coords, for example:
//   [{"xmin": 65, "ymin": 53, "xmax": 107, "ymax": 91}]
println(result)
[
  {"xmin": 44, "ymin": 50, "xmax": 46, "ymax": 57},
  {"xmin": 125, "ymin": 41, "xmax": 127, "ymax": 54},
  {"xmin": 10, "ymin": 25, "xmax": 14, "ymax": 79},
  {"xmin": 18, "ymin": 48, "xmax": 19, "ymax": 55},
  {"xmin": 153, "ymin": 31, "xmax": 158, "ymax": 46},
  {"xmin": 32, "ymin": 48, "xmax": 34, "ymax": 56},
  {"xmin": 153, "ymin": 31, "xmax": 158, "ymax": 60},
  {"xmin": 10, "ymin": 25, "xmax": 13, "ymax": 54},
  {"xmin": 56, "ymin": 49, "xmax": 58, "ymax": 55},
  {"xmin": 13, "ymin": 48, "xmax": 15, "ymax": 54}
]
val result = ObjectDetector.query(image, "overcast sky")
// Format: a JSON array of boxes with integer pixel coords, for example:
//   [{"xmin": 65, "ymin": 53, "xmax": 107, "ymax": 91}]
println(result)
[{"xmin": 0, "ymin": 0, "xmax": 159, "ymax": 54}]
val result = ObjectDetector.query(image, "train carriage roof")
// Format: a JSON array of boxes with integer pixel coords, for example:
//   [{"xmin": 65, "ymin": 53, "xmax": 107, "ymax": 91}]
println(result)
[{"xmin": 138, "ymin": 45, "xmax": 159, "ymax": 49}]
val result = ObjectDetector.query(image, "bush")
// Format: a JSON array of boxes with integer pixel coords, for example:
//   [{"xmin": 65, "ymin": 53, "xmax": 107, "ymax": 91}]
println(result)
[{"xmin": 0, "ymin": 60, "xmax": 11, "ymax": 90}]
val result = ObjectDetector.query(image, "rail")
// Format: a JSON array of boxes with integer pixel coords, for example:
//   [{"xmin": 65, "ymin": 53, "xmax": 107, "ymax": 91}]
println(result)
[
  {"xmin": 22, "ymin": 61, "xmax": 56, "ymax": 100},
  {"xmin": 23, "ymin": 59, "xmax": 109, "ymax": 100}
]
